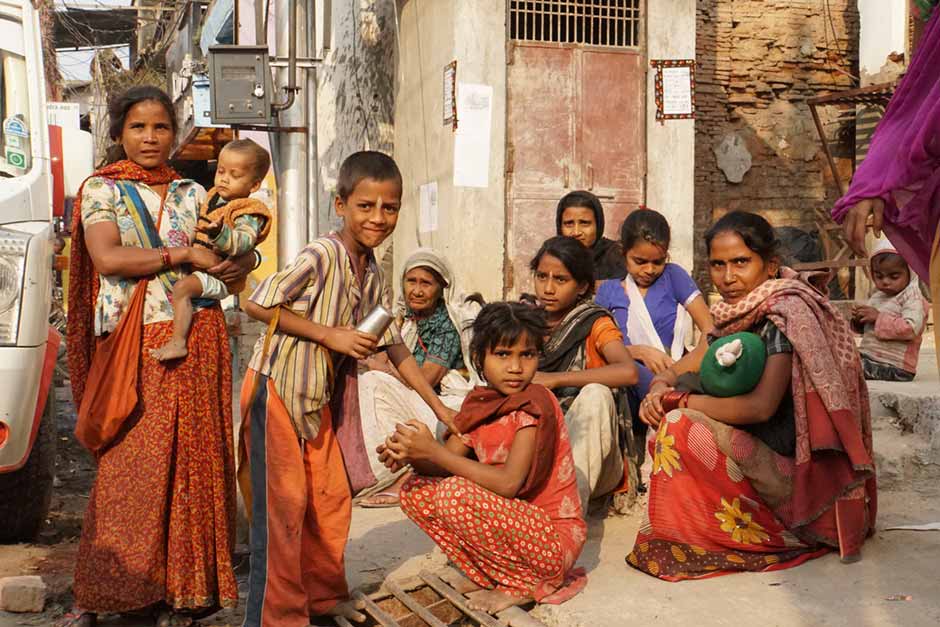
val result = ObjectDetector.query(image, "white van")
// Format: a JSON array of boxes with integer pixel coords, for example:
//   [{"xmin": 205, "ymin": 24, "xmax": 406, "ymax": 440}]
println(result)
[{"xmin": 0, "ymin": 0, "xmax": 92, "ymax": 541}]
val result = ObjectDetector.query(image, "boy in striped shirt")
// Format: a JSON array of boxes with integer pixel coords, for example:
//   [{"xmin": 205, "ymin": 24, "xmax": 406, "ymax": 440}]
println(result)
[{"xmin": 240, "ymin": 151, "xmax": 458, "ymax": 627}]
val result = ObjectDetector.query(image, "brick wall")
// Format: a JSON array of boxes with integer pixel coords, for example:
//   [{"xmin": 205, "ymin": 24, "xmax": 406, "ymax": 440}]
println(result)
[{"xmin": 693, "ymin": 0, "xmax": 860, "ymax": 286}]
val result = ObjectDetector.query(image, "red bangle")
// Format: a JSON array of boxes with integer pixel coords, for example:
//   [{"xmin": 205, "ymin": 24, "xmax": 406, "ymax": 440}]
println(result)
[
  {"xmin": 159, "ymin": 246, "xmax": 171, "ymax": 269},
  {"xmin": 660, "ymin": 391, "xmax": 681, "ymax": 413},
  {"xmin": 661, "ymin": 391, "xmax": 691, "ymax": 413}
]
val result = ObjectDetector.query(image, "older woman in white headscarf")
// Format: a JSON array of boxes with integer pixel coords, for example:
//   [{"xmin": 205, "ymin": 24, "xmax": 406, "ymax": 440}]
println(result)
[{"xmin": 354, "ymin": 248, "xmax": 481, "ymax": 507}]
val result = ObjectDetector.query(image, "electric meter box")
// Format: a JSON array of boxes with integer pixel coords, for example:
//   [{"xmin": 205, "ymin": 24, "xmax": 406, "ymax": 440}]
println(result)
[{"xmin": 207, "ymin": 45, "xmax": 273, "ymax": 124}]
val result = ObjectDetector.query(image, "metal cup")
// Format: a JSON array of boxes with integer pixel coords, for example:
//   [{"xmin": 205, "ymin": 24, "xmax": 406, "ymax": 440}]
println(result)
[{"xmin": 355, "ymin": 304, "xmax": 393, "ymax": 338}]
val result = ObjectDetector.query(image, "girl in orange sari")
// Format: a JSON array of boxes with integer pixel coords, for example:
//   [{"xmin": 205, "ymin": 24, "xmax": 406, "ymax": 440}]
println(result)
[
  {"xmin": 628, "ymin": 211, "xmax": 876, "ymax": 580},
  {"xmin": 64, "ymin": 86, "xmax": 250, "ymax": 627}
]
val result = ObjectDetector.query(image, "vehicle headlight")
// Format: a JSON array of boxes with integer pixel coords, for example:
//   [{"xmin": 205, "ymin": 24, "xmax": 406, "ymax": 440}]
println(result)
[{"xmin": 0, "ymin": 227, "xmax": 29, "ymax": 345}]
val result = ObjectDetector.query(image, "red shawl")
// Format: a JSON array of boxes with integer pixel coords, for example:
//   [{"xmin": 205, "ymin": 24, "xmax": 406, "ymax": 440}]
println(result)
[
  {"xmin": 455, "ymin": 383, "xmax": 560, "ymax": 500},
  {"xmin": 710, "ymin": 268, "xmax": 876, "ymax": 539},
  {"xmin": 66, "ymin": 160, "xmax": 179, "ymax": 408}
]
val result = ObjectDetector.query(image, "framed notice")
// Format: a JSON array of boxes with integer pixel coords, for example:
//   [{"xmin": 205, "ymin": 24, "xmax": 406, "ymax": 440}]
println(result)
[
  {"xmin": 650, "ymin": 59, "xmax": 696, "ymax": 122},
  {"xmin": 443, "ymin": 60, "xmax": 457, "ymax": 130}
]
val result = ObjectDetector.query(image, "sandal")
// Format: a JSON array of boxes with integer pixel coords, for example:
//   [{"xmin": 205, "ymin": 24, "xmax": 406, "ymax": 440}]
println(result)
[
  {"xmin": 155, "ymin": 609, "xmax": 194, "ymax": 627},
  {"xmin": 357, "ymin": 490, "xmax": 401, "ymax": 508},
  {"xmin": 57, "ymin": 612, "xmax": 96, "ymax": 627}
]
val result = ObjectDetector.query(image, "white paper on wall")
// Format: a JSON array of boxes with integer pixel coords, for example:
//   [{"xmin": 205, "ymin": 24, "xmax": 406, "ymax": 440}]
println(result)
[
  {"xmin": 661, "ymin": 66, "xmax": 693, "ymax": 116},
  {"xmin": 419, "ymin": 181, "xmax": 439, "ymax": 232},
  {"xmin": 453, "ymin": 83, "xmax": 493, "ymax": 188}
]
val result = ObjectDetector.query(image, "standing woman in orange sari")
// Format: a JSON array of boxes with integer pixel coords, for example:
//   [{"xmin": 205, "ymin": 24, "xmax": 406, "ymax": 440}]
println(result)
[{"xmin": 64, "ymin": 86, "xmax": 250, "ymax": 627}]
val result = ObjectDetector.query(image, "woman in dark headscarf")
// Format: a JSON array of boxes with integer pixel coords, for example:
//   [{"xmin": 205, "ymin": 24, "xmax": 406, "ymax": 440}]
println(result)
[{"xmin": 556, "ymin": 190, "xmax": 626, "ymax": 281}]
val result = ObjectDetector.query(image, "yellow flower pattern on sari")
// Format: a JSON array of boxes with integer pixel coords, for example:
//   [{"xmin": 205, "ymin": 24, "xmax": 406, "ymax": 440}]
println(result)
[
  {"xmin": 652, "ymin": 424, "xmax": 682, "ymax": 477},
  {"xmin": 715, "ymin": 497, "xmax": 770, "ymax": 545}
]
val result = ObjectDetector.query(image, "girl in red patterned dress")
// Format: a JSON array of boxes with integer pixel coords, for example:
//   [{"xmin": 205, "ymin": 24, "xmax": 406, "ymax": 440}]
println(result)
[{"xmin": 380, "ymin": 302, "xmax": 587, "ymax": 613}]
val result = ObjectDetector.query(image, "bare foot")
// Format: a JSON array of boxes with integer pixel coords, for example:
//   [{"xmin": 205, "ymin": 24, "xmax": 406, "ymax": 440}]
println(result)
[
  {"xmin": 465, "ymin": 589, "xmax": 530, "ymax": 614},
  {"xmin": 151, "ymin": 338, "xmax": 188, "ymax": 362},
  {"xmin": 358, "ymin": 472, "xmax": 412, "ymax": 508},
  {"xmin": 324, "ymin": 599, "xmax": 367, "ymax": 623},
  {"xmin": 357, "ymin": 491, "xmax": 399, "ymax": 508},
  {"xmin": 440, "ymin": 568, "xmax": 481, "ymax": 594}
]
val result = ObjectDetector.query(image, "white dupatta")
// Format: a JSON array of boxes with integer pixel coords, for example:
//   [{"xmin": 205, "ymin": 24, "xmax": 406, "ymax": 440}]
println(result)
[
  {"xmin": 396, "ymin": 248, "xmax": 482, "ymax": 396},
  {"xmin": 623, "ymin": 274, "xmax": 695, "ymax": 361}
]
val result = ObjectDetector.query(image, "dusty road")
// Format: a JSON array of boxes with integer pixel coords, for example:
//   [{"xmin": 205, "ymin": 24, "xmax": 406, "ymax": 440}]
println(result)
[{"xmin": 2, "ymin": 356, "xmax": 939, "ymax": 627}]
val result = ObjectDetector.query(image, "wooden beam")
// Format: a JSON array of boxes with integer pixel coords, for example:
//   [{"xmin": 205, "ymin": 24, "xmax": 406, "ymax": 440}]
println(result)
[
  {"xmin": 809, "ymin": 101, "xmax": 846, "ymax": 195},
  {"xmin": 352, "ymin": 589, "xmax": 399, "ymax": 627},
  {"xmin": 792, "ymin": 259, "xmax": 868, "ymax": 271},
  {"xmin": 385, "ymin": 580, "xmax": 448, "ymax": 627},
  {"xmin": 419, "ymin": 571, "xmax": 509, "ymax": 627}
]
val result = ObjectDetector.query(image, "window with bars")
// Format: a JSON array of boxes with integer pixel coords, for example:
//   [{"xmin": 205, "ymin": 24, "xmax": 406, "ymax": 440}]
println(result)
[{"xmin": 509, "ymin": 0, "xmax": 642, "ymax": 48}]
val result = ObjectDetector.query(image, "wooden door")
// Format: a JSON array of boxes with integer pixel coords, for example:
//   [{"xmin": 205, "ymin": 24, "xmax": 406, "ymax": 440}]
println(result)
[
  {"xmin": 578, "ymin": 49, "xmax": 645, "ymax": 238},
  {"xmin": 506, "ymin": 44, "xmax": 578, "ymax": 296},
  {"xmin": 505, "ymin": 1, "xmax": 645, "ymax": 296}
]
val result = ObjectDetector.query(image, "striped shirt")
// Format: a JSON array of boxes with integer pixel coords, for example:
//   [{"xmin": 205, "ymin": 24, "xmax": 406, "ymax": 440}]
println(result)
[{"xmin": 247, "ymin": 235, "xmax": 400, "ymax": 439}]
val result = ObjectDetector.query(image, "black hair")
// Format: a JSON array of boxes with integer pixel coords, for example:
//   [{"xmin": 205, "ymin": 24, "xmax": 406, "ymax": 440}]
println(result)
[
  {"xmin": 464, "ymin": 292, "xmax": 486, "ymax": 307},
  {"xmin": 529, "ymin": 235, "xmax": 595, "ymax": 298},
  {"xmin": 871, "ymin": 252, "xmax": 909, "ymax": 273},
  {"xmin": 555, "ymin": 190, "xmax": 606, "ymax": 240},
  {"xmin": 221, "ymin": 138, "xmax": 271, "ymax": 181},
  {"xmin": 106, "ymin": 86, "xmax": 177, "ymax": 164},
  {"xmin": 620, "ymin": 207, "xmax": 671, "ymax": 253},
  {"xmin": 704, "ymin": 211, "xmax": 780, "ymax": 263},
  {"xmin": 468, "ymin": 302, "xmax": 549, "ymax": 374},
  {"xmin": 336, "ymin": 150, "xmax": 403, "ymax": 201}
]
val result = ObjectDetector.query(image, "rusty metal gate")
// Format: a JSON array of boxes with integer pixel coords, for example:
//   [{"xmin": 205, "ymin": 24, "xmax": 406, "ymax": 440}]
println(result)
[{"xmin": 505, "ymin": 0, "xmax": 646, "ymax": 295}]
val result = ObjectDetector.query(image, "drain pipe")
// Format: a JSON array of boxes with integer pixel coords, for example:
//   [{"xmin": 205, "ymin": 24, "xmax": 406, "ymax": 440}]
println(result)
[
  {"xmin": 306, "ymin": 0, "xmax": 320, "ymax": 239},
  {"xmin": 272, "ymin": 0, "xmax": 308, "ymax": 264},
  {"xmin": 271, "ymin": 0, "xmax": 298, "ymax": 112}
]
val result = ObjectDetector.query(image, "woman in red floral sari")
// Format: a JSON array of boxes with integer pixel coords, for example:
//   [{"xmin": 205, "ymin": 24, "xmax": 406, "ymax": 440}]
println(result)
[{"xmin": 628, "ymin": 211, "xmax": 876, "ymax": 581}]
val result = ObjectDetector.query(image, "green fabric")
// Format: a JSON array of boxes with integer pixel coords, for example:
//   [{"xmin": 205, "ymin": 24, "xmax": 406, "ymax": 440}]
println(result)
[
  {"xmin": 700, "ymin": 332, "xmax": 767, "ymax": 397},
  {"xmin": 410, "ymin": 301, "xmax": 464, "ymax": 370},
  {"xmin": 915, "ymin": 0, "xmax": 938, "ymax": 21}
]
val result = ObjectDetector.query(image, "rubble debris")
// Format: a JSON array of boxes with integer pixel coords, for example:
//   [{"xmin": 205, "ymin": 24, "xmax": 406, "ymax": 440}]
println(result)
[{"xmin": 0, "ymin": 575, "xmax": 47, "ymax": 613}]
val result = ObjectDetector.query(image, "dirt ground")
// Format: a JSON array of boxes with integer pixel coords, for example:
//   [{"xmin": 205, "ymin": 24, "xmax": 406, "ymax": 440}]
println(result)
[{"xmin": 2, "ymin": 354, "xmax": 939, "ymax": 627}]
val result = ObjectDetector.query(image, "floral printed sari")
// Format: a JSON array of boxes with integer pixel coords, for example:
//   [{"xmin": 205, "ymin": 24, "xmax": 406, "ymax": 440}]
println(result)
[{"xmin": 627, "ymin": 269, "xmax": 876, "ymax": 580}]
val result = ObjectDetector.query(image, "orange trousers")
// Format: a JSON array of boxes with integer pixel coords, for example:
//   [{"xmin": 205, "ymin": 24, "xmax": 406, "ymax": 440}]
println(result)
[{"xmin": 239, "ymin": 369, "xmax": 352, "ymax": 627}]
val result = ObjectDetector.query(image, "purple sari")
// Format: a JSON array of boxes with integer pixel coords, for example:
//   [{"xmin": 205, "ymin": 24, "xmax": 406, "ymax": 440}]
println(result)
[{"xmin": 832, "ymin": 10, "xmax": 940, "ymax": 282}]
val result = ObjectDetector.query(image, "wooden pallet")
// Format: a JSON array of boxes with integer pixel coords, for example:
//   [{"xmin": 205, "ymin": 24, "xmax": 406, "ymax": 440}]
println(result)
[{"xmin": 333, "ymin": 567, "xmax": 547, "ymax": 627}]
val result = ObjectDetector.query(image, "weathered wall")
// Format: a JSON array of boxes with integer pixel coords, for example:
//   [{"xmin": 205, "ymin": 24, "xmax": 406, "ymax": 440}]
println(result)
[
  {"xmin": 234, "ymin": 0, "xmax": 396, "ymax": 257},
  {"xmin": 694, "ymin": 0, "xmax": 860, "ymax": 285},
  {"xmin": 317, "ymin": 0, "xmax": 397, "ymax": 234},
  {"xmin": 392, "ymin": 0, "xmax": 507, "ymax": 302},
  {"xmin": 647, "ymin": 0, "xmax": 697, "ymax": 272}
]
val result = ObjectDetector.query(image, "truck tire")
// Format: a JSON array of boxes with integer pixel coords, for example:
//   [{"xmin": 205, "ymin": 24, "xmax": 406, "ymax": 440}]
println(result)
[{"xmin": 0, "ymin": 390, "xmax": 56, "ymax": 543}]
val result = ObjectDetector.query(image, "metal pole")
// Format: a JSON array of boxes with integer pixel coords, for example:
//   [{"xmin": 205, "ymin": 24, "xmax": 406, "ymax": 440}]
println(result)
[
  {"xmin": 274, "ymin": 0, "xmax": 308, "ymax": 266},
  {"xmin": 306, "ymin": 0, "xmax": 320, "ymax": 239},
  {"xmin": 255, "ymin": 0, "xmax": 266, "ymax": 46}
]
